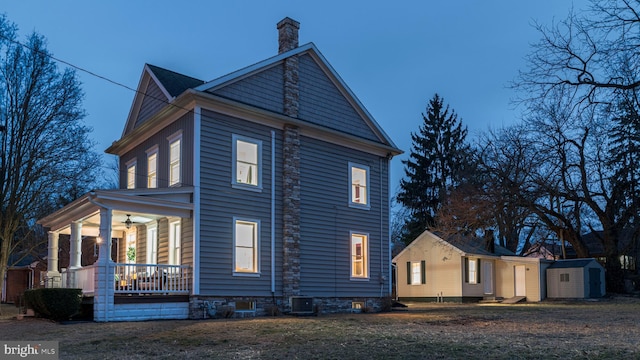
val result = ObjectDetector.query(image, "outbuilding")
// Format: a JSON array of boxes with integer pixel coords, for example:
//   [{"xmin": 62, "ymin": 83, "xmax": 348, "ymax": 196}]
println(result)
[{"xmin": 546, "ymin": 259, "xmax": 605, "ymax": 299}]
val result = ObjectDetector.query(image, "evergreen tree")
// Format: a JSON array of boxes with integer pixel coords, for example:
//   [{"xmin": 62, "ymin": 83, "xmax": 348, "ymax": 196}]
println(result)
[{"xmin": 397, "ymin": 94, "xmax": 471, "ymax": 245}]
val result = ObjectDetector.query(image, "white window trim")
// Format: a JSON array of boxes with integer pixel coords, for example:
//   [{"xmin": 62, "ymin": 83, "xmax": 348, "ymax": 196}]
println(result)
[
  {"xmin": 146, "ymin": 222, "xmax": 158, "ymax": 265},
  {"xmin": 167, "ymin": 130, "xmax": 183, "ymax": 187},
  {"xmin": 233, "ymin": 217, "xmax": 261, "ymax": 277},
  {"xmin": 126, "ymin": 158, "xmax": 137, "ymax": 189},
  {"xmin": 231, "ymin": 134, "xmax": 263, "ymax": 192},
  {"xmin": 468, "ymin": 258, "xmax": 478, "ymax": 284},
  {"xmin": 411, "ymin": 261, "xmax": 422, "ymax": 285},
  {"xmin": 125, "ymin": 229, "xmax": 136, "ymax": 264},
  {"xmin": 348, "ymin": 162, "xmax": 370, "ymax": 210},
  {"xmin": 146, "ymin": 145, "xmax": 159, "ymax": 189},
  {"xmin": 168, "ymin": 220, "xmax": 181, "ymax": 265},
  {"xmin": 350, "ymin": 231, "xmax": 369, "ymax": 281}
]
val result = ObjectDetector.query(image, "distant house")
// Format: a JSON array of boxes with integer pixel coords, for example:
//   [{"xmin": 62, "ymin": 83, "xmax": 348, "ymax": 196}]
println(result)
[
  {"xmin": 546, "ymin": 259, "xmax": 605, "ymax": 299},
  {"xmin": 37, "ymin": 18, "xmax": 401, "ymax": 321},
  {"xmin": 393, "ymin": 230, "xmax": 552, "ymax": 303}
]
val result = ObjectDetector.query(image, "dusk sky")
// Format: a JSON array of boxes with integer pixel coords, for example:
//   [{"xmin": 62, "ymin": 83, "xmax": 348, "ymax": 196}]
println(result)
[{"xmin": 3, "ymin": 1, "xmax": 590, "ymax": 192}]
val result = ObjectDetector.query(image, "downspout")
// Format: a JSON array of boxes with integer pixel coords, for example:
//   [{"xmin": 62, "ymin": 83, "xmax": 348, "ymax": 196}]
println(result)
[
  {"xmin": 193, "ymin": 106, "xmax": 201, "ymax": 296},
  {"xmin": 380, "ymin": 157, "xmax": 384, "ymax": 298},
  {"xmin": 271, "ymin": 130, "xmax": 276, "ymax": 294}
]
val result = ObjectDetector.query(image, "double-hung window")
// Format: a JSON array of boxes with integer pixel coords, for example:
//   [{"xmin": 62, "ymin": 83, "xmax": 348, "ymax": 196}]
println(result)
[
  {"xmin": 465, "ymin": 258, "xmax": 481, "ymax": 284},
  {"xmin": 234, "ymin": 219, "xmax": 259, "ymax": 275},
  {"xmin": 126, "ymin": 160, "xmax": 137, "ymax": 189},
  {"xmin": 147, "ymin": 147, "xmax": 158, "ymax": 189},
  {"xmin": 408, "ymin": 260, "xmax": 426, "ymax": 285},
  {"xmin": 168, "ymin": 220, "xmax": 181, "ymax": 265},
  {"xmin": 168, "ymin": 131, "xmax": 182, "ymax": 186},
  {"xmin": 349, "ymin": 163, "xmax": 369, "ymax": 209},
  {"xmin": 350, "ymin": 232, "xmax": 369, "ymax": 279},
  {"xmin": 232, "ymin": 135, "xmax": 262, "ymax": 190}
]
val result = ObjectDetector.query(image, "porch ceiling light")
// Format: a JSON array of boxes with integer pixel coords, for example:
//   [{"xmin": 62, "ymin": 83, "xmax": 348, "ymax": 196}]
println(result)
[{"xmin": 125, "ymin": 214, "xmax": 132, "ymax": 229}]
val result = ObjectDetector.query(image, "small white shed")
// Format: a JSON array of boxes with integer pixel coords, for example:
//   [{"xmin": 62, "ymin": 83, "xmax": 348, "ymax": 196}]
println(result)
[{"xmin": 546, "ymin": 259, "xmax": 605, "ymax": 299}]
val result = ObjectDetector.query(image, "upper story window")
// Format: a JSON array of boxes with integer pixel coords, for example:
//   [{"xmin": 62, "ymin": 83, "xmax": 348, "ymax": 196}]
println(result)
[
  {"xmin": 234, "ymin": 218, "xmax": 260, "ymax": 275},
  {"xmin": 126, "ymin": 159, "xmax": 137, "ymax": 189},
  {"xmin": 146, "ymin": 146, "xmax": 158, "ymax": 189},
  {"xmin": 349, "ymin": 163, "xmax": 370, "ymax": 209},
  {"xmin": 232, "ymin": 134, "xmax": 262, "ymax": 191},
  {"xmin": 350, "ymin": 232, "xmax": 369, "ymax": 280},
  {"xmin": 168, "ymin": 131, "xmax": 182, "ymax": 186}
]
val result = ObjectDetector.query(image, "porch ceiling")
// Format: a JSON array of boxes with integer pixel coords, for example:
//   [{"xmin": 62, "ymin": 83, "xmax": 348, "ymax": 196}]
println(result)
[{"xmin": 37, "ymin": 187, "xmax": 194, "ymax": 235}]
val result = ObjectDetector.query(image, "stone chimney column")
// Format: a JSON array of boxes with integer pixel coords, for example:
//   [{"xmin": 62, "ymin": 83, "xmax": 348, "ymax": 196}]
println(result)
[
  {"xmin": 279, "ymin": 18, "xmax": 302, "ymax": 302},
  {"xmin": 277, "ymin": 17, "xmax": 300, "ymax": 54},
  {"xmin": 278, "ymin": 17, "xmax": 300, "ymax": 119}
]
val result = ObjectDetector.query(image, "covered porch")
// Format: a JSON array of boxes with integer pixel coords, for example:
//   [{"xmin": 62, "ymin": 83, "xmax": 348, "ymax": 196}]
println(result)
[{"xmin": 37, "ymin": 187, "xmax": 194, "ymax": 321}]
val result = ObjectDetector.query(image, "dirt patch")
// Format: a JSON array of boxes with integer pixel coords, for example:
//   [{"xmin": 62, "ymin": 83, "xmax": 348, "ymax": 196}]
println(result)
[{"xmin": 1, "ymin": 296, "xmax": 639, "ymax": 359}]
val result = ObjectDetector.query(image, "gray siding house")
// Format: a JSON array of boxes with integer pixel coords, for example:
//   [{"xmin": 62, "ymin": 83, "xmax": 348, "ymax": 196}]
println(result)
[{"xmin": 37, "ymin": 18, "xmax": 401, "ymax": 321}]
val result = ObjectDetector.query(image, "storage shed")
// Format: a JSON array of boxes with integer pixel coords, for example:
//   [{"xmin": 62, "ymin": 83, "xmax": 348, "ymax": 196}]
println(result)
[{"xmin": 546, "ymin": 259, "xmax": 605, "ymax": 299}]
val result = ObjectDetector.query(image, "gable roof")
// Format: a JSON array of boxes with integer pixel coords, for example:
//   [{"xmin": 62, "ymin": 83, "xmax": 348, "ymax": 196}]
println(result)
[
  {"xmin": 394, "ymin": 230, "xmax": 514, "ymax": 261},
  {"xmin": 197, "ymin": 42, "xmax": 399, "ymax": 150},
  {"xmin": 147, "ymin": 64, "xmax": 205, "ymax": 98},
  {"xmin": 120, "ymin": 64, "xmax": 205, "ymax": 137}
]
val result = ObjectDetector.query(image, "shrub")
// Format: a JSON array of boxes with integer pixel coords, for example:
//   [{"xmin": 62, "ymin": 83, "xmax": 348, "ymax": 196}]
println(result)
[
  {"xmin": 379, "ymin": 295, "xmax": 394, "ymax": 312},
  {"xmin": 23, "ymin": 288, "xmax": 82, "ymax": 321}
]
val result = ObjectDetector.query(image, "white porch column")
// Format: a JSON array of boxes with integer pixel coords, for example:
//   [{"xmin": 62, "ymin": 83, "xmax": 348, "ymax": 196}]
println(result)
[
  {"xmin": 97, "ymin": 208, "xmax": 113, "ymax": 264},
  {"xmin": 69, "ymin": 222, "xmax": 82, "ymax": 269},
  {"xmin": 46, "ymin": 231, "xmax": 61, "ymax": 288},
  {"xmin": 94, "ymin": 207, "xmax": 115, "ymax": 322}
]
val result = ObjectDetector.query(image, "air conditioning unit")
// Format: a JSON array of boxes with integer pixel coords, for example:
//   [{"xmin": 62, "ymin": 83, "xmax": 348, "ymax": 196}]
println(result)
[{"xmin": 290, "ymin": 296, "xmax": 314, "ymax": 314}]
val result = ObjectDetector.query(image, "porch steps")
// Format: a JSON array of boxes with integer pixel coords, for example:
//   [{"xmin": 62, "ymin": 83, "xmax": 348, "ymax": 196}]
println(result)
[
  {"xmin": 502, "ymin": 296, "xmax": 526, "ymax": 304},
  {"xmin": 479, "ymin": 296, "xmax": 503, "ymax": 303}
]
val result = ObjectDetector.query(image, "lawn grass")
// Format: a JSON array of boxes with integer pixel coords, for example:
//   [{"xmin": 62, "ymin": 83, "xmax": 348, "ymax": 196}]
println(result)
[{"xmin": 1, "ymin": 297, "xmax": 639, "ymax": 359}]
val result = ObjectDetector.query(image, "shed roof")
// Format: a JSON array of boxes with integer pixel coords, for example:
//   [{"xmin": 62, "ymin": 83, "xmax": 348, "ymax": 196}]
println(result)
[{"xmin": 547, "ymin": 259, "xmax": 598, "ymax": 269}]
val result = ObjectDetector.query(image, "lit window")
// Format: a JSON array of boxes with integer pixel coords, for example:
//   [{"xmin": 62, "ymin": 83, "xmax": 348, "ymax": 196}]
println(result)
[
  {"xmin": 126, "ymin": 161, "xmax": 136, "ymax": 189},
  {"xmin": 147, "ymin": 148, "xmax": 158, "ymax": 188},
  {"xmin": 351, "ymin": 233, "xmax": 368, "ymax": 279},
  {"xmin": 146, "ymin": 223, "xmax": 158, "ymax": 265},
  {"xmin": 168, "ymin": 132, "xmax": 182, "ymax": 186},
  {"xmin": 169, "ymin": 221, "xmax": 181, "ymax": 265},
  {"xmin": 126, "ymin": 231, "xmax": 136, "ymax": 264},
  {"xmin": 234, "ymin": 219, "xmax": 259, "ymax": 274},
  {"xmin": 232, "ymin": 135, "xmax": 262, "ymax": 190},
  {"xmin": 349, "ymin": 163, "xmax": 369, "ymax": 208},
  {"xmin": 466, "ymin": 258, "xmax": 480, "ymax": 284}
]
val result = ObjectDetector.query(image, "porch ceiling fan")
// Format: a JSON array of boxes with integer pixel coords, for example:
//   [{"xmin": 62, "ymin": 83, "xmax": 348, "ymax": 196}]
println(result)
[{"xmin": 123, "ymin": 214, "xmax": 137, "ymax": 229}]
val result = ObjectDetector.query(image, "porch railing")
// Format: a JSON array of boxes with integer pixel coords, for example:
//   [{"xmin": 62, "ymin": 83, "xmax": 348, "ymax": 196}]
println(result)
[
  {"xmin": 75, "ymin": 266, "xmax": 96, "ymax": 294},
  {"xmin": 59, "ymin": 266, "xmax": 95, "ymax": 295},
  {"xmin": 114, "ymin": 263, "xmax": 190, "ymax": 294}
]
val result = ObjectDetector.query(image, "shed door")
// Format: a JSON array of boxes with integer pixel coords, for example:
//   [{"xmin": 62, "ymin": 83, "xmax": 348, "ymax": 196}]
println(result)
[
  {"xmin": 514, "ymin": 265, "xmax": 526, "ymax": 297},
  {"xmin": 589, "ymin": 268, "xmax": 602, "ymax": 298}
]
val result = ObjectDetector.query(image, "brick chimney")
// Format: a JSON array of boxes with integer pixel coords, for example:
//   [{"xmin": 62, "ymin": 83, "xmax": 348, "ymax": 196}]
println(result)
[{"xmin": 277, "ymin": 17, "xmax": 300, "ymax": 54}]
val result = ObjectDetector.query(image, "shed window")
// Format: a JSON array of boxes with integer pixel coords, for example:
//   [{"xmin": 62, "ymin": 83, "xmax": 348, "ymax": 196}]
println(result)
[{"xmin": 560, "ymin": 273, "xmax": 570, "ymax": 282}]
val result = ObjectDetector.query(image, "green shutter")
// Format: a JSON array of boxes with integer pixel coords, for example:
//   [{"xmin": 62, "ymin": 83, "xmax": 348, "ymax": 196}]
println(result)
[
  {"xmin": 477, "ymin": 259, "xmax": 481, "ymax": 284},
  {"xmin": 464, "ymin": 257, "xmax": 469, "ymax": 283},
  {"xmin": 421, "ymin": 260, "xmax": 426, "ymax": 284},
  {"xmin": 407, "ymin": 261, "xmax": 411, "ymax": 284}
]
